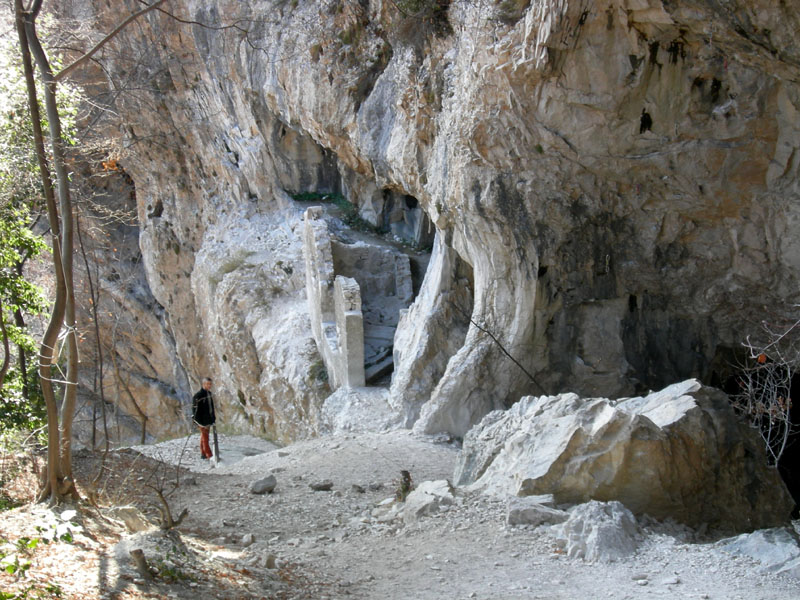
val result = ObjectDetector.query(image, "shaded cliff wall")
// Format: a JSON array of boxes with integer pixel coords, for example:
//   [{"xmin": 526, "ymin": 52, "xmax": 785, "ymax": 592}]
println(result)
[
  {"xmin": 69, "ymin": 165, "xmax": 189, "ymax": 445},
  {"xmin": 76, "ymin": 0, "xmax": 799, "ymax": 439}
]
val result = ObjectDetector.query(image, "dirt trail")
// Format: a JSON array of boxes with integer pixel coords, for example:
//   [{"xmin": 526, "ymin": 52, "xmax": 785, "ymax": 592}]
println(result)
[{"xmin": 130, "ymin": 431, "xmax": 799, "ymax": 600}]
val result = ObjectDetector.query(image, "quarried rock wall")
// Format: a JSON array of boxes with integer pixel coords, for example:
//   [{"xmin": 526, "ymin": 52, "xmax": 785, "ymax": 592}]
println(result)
[{"xmin": 70, "ymin": 0, "xmax": 800, "ymax": 441}]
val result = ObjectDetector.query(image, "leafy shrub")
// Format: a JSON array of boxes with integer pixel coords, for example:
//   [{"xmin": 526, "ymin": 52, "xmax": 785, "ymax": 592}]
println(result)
[
  {"xmin": 308, "ymin": 360, "xmax": 329, "ymax": 386},
  {"xmin": 0, "ymin": 362, "xmax": 45, "ymax": 434}
]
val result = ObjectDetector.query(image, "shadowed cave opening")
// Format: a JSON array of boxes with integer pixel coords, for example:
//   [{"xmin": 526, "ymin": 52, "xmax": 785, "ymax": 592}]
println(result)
[
  {"xmin": 708, "ymin": 346, "xmax": 800, "ymax": 517},
  {"xmin": 270, "ymin": 117, "xmax": 445, "ymax": 387}
]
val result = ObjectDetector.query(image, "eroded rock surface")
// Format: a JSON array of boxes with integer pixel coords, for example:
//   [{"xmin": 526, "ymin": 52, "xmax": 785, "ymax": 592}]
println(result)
[
  {"xmin": 552, "ymin": 501, "xmax": 642, "ymax": 563},
  {"xmin": 59, "ymin": 0, "xmax": 800, "ymax": 441}
]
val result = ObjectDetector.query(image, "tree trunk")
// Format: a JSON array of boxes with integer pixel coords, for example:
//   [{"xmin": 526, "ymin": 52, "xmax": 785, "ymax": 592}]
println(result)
[
  {"xmin": 16, "ymin": 0, "xmax": 77, "ymax": 503},
  {"xmin": 14, "ymin": 306, "xmax": 29, "ymax": 402},
  {"xmin": 0, "ymin": 299, "xmax": 10, "ymax": 390},
  {"xmin": 16, "ymin": 0, "xmax": 172, "ymax": 503}
]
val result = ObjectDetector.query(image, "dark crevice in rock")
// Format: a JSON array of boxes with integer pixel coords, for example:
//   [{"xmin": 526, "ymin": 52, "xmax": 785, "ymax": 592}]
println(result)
[
  {"xmin": 621, "ymin": 295, "xmax": 715, "ymax": 394},
  {"xmin": 381, "ymin": 189, "xmax": 435, "ymax": 254}
]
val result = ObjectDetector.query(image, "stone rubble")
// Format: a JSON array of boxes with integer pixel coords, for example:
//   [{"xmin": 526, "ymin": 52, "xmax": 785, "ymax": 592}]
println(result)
[
  {"xmin": 506, "ymin": 495, "xmax": 567, "ymax": 527},
  {"xmin": 717, "ymin": 527, "xmax": 800, "ymax": 579},
  {"xmin": 249, "ymin": 474, "xmax": 277, "ymax": 494},
  {"xmin": 551, "ymin": 500, "xmax": 642, "ymax": 563}
]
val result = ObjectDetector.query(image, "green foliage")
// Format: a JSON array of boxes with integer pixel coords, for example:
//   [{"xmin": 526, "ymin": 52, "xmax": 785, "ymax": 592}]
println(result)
[
  {"xmin": 0, "ymin": 528, "xmax": 68, "ymax": 598},
  {"xmin": 1, "ymin": 361, "xmax": 46, "ymax": 434},
  {"xmin": 153, "ymin": 545, "xmax": 192, "ymax": 583},
  {"xmin": 34, "ymin": 522, "xmax": 76, "ymax": 545},
  {"xmin": 0, "ymin": 16, "xmax": 69, "ymax": 411},
  {"xmin": 308, "ymin": 360, "xmax": 329, "ymax": 386},
  {"xmin": 291, "ymin": 191, "xmax": 335, "ymax": 203},
  {"xmin": 1, "ymin": 552, "xmax": 31, "ymax": 577},
  {"xmin": 0, "ymin": 205, "xmax": 48, "ymax": 315},
  {"xmin": 0, "ymin": 21, "xmax": 83, "ymax": 213},
  {"xmin": 0, "ymin": 584, "xmax": 62, "ymax": 600},
  {"xmin": 291, "ymin": 191, "xmax": 382, "ymax": 233},
  {"xmin": 0, "ymin": 496, "xmax": 20, "ymax": 512}
]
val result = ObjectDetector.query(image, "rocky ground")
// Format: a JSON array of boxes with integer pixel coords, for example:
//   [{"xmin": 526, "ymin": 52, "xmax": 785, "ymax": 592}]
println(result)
[{"xmin": 1, "ymin": 431, "xmax": 799, "ymax": 599}]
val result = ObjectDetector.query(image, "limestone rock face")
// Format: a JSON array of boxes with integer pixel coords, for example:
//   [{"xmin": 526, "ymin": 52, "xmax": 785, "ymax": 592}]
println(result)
[
  {"xmin": 66, "ymin": 170, "xmax": 188, "ymax": 446},
  {"xmin": 455, "ymin": 380, "xmax": 793, "ymax": 531},
  {"xmin": 67, "ymin": 0, "xmax": 800, "ymax": 440},
  {"xmin": 186, "ymin": 206, "xmax": 328, "ymax": 443}
]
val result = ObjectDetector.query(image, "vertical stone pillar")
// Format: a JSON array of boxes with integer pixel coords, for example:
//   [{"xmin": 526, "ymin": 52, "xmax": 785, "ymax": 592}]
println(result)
[
  {"xmin": 394, "ymin": 254, "xmax": 414, "ymax": 305},
  {"xmin": 303, "ymin": 207, "xmax": 342, "ymax": 385},
  {"xmin": 334, "ymin": 276, "xmax": 366, "ymax": 387}
]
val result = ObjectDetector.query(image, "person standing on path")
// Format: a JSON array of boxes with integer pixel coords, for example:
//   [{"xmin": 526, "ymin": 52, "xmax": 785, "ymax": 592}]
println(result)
[{"xmin": 192, "ymin": 377, "xmax": 216, "ymax": 459}]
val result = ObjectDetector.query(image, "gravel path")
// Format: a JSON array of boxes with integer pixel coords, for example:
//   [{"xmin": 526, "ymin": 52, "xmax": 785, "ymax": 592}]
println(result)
[{"xmin": 131, "ymin": 431, "xmax": 800, "ymax": 600}]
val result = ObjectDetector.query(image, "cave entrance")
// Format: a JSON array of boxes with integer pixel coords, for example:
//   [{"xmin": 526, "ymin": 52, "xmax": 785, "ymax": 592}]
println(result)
[
  {"xmin": 381, "ymin": 189, "xmax": 436, "ymax": 252},
  {"xmin": 782, "ymin": 374, "xmax": 800, "ymax": 516},
  {"xmin": 331, "ymin": 238, "xmax": 416, "ymax": 385},
  {"xmin": 327, "ymin": 190, "xmax": 434, "ymax": 385}
]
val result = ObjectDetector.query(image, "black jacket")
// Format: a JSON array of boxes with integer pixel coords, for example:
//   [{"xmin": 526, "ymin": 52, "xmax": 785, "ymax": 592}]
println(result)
[{"xmin": 192, "ymin": 388, "xmax": 216, "ymax": 427}]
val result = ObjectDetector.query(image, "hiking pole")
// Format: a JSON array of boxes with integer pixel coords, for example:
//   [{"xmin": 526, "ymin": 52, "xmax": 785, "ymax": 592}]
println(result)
[{"xmin": 212, "ymin": 424, "xmax": 220, "ymax": 466}]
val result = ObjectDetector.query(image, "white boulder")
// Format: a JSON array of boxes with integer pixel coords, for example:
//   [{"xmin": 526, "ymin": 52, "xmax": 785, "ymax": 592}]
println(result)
[
  {"xmin": 717, "ymin": 527, "xmax": 800, "ymax": 579},
  {"xmin": 506, "ymin": 496, "xmax": 567, "ymax": 527},
  {"xmin": 552, "ymin": 501, "xmax": 640, "ymax": 563},
  {"xmin": 455, "ymin": 380, "xmax": 793, "ymax": 531},
  {"xmin": 402, "ymin": 480, "xmax": 455, "ymax": 523}
]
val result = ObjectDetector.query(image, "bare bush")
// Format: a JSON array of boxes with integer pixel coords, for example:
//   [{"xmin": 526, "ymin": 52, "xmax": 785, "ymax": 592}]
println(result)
[{"xmin": 731, "ymin": 309, "xmax": 798, "ymax": 465}]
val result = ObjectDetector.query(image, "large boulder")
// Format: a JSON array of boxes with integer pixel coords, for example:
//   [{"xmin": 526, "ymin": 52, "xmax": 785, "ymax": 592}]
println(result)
[
  {"xmin": 402, "ymin": 480, "xmax": 455, "ymax": 523},
  {"xmin": 454, "ymin": 380, "xmax": 793, "ymax": 531}
]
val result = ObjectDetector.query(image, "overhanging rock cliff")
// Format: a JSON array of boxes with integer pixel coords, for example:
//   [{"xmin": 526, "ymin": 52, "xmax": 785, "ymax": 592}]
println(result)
[{"xmin": 77, "ymin": 0, "xmax": 799, "ymax": 441}]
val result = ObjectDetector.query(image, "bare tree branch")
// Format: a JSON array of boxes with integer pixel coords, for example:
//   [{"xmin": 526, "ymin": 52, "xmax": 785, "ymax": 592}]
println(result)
[
  {"xmin": 733, "ymin": 314, "xmax": 799, "ymax": 465},
  {"xmin": 54, "ymin": 0, "xmax": 168, "ymax": 82}
]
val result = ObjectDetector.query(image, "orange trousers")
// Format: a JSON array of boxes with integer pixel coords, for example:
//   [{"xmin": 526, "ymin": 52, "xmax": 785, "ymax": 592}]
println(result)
[{"xmin": 199, "ymin": 426, "xmax": 213, "ymax": 458}]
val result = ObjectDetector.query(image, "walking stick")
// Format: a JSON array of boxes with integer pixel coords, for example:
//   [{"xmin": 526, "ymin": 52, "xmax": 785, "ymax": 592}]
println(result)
[{"xmin": 212, "ymin": 424, "xmax": 220, "ymax": 466}]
